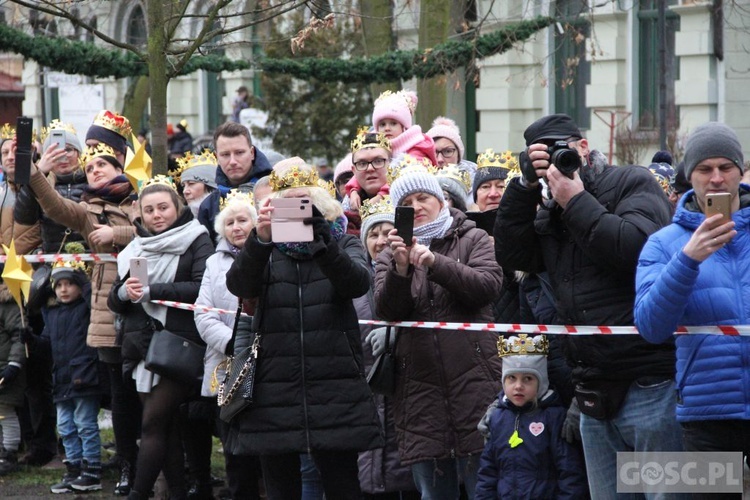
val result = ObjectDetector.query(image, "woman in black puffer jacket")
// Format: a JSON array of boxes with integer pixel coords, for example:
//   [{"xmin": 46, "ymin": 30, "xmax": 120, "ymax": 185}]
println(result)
[
  {"xmin": 108, "ymin": 181, "xmax": 213, "ymax": 500},
  {"xmin": 225, "ymin": 158, "xmax": 383, "ymax": 500}
]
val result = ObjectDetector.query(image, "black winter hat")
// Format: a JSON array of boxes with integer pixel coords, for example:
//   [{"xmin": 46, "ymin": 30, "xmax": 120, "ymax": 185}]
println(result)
[{"xmin": 524, "ymin": 114, "xmax": 583, "ymax": 147}]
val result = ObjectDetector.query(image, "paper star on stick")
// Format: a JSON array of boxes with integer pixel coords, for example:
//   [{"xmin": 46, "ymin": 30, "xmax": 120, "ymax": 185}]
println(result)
[
  {"xmin": 2, "ymin": 239, "xmax": 32, "ymax": 308},
  {"xmin": 125, "ymin": 132, "xmax": 153, "ymax": 192}
]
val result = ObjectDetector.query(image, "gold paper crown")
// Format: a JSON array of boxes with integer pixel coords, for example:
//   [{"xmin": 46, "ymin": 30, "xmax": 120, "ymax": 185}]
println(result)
[
  {"xmin": 139, "ymin": 174, "xmax": 177, "ymax": 192},
  {"xmin": 476, "ymin": 149, "xmax": 519, "ymax": 171},
  {"xmin": 40, "ymin": 119, "xmax": 77, "ymax": 143},
  {"xmin": 498, "ymin": 334, "xmax": 549, "ymax": 357},
  {"xmin": 359, "ymin": 195, "xmax": 394, "ymax": 221},
  {"xmin": 92, "ymin": 110, "xmax": 132, "ymax": 139},
  {"xmin": 269, "ymin": 165, "xmax": 320, "ymax": 192},
  {"xmin": 220, "ymin": 189, "xmax": 255, "ymax": 211},
  {"xmin": 173, "ymin": 150, "xmax": 218, "ymax": 183},
  {"xmin": 374, "ymin": 90, "xmax": 417, "ymax": 114},
  {"xmin": 386, "ymin": 154, "xmax": 437, "ymax": 185},
  {"xmin": 350, "ymin": 126, "xmax": 391, "ymax": 154},
  {"xmin": 435, "ymin": 164, "xmax": 472, "ymax": 194},
  {"xmin": 80, "ymin": 143, "xmax": 118, "ymax": 167},
  {"xmin": 0, "ymin": 124, "xmax": 15, "ymax": 140},
  {"xmin": 318, "ymin": 179, "xmax": 336, "ymax": 199}
]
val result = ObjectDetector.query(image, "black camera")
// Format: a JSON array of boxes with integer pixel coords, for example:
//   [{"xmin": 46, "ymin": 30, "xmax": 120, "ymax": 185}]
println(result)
[{"xmin": 547, "ymin": 141, "xmax": 582, "ymax": 178}]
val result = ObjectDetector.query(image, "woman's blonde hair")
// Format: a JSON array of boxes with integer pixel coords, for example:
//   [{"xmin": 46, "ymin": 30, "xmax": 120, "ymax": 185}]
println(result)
[{"xmin": 271, "ymin": 187, "xmax": 343, "ymax": 221}]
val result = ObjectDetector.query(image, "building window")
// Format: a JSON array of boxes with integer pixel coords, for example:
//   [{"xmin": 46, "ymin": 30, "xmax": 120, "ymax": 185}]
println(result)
[
  {"xmin": 126, "ymin": 4, "xmax": 147, "ymax": 46},
  {"xmin": 637, "ymin": 0, "xmax": 680, "ymax": 130},
  {"xmin": 553, "ymin": 0, "xmax": 591, "ymax": 129}
]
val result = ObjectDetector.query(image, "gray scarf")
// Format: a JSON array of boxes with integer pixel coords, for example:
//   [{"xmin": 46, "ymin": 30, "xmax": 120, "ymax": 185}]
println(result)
[
  {"xmin": 414, "ymin": 206, "xmax": 453, "ymax": 246},
  {"xmin": 117, "ymin": 219, "xmax": 208, "ymax": 326}
]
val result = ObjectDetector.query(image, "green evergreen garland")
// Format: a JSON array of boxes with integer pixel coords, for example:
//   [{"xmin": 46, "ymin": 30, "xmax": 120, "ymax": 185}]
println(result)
[{"xmin": 0, "ymin": 16, "xmax": 553, "ymax": 82}]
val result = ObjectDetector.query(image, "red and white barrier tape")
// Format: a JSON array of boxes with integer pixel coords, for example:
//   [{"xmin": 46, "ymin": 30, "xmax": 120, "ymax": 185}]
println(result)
[
  {"xmin": 0, "ymin": 253, "xmax": 118, "ymax": 263},
  {"xmin": 151, "ymin": 299, "xmax": 750, "ymax": 336}
]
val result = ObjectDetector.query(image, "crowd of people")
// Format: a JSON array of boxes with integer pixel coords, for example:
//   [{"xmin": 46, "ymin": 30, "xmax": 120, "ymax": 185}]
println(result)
[{"xmin": 0, "ymin": 85, "xmax": 747, "ymax": 500}]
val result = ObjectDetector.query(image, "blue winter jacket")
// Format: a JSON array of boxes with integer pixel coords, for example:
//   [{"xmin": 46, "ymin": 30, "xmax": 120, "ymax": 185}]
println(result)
[
  {"xmin": 475, "ymin": 391, "xmax": 587, "ymax": 499},
  {"xmin": 635, "ymin": 186, "xmax": 750, "ymax": 421}
]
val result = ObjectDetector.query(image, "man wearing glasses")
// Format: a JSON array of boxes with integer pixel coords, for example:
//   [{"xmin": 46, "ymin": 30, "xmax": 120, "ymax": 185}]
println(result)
[{"xmin": 494, "ymin": 114, "xmax": 682, "ymax": 498}]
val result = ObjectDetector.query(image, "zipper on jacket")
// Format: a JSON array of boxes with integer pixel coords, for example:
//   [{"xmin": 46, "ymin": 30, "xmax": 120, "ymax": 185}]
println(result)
[{"xmin": 297, "ymin": 263, "xmax": 312, "ymax": 453}]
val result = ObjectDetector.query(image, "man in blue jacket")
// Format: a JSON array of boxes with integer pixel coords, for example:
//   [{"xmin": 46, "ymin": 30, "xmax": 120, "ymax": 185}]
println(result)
[
  {"xmin": 635, "ymin": 122, "xmax": 748, "ymax": 458},
  {"xmin": 198, "ymin": 122, "xmax": 272, "ymax": 241},
  {"xmin": 495, "ymin": 114, "xmax": 680, "ymax": 498}
]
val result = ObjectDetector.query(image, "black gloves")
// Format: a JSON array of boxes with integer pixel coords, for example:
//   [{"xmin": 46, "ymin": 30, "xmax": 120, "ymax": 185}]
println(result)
[
  {"xmin": 304, "ymin": 206, "xmax": 333, "ymax": 257},
  {"xmin": 519, "ymin": 149, "xmax": 538, "ymax": 185},
  {"xmin": 562, "ymin": 398, "xmax": 582, "ymax": 444},
  {"xmin": 0, "ymin": 364, "xmax": 21, "ymax": 387},
  {"xmin": 225, "ymin": 337, "xmax": 235, "ymax": 357},
  {"xmin": 20, "ymin": 326, "xmax": 35, "ymax": 345}
]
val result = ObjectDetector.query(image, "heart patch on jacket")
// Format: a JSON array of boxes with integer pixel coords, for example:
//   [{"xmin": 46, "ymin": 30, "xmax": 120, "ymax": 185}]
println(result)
[{"xmin": 529, "ymin": 422, "xmax": 544, "ymax": 436}]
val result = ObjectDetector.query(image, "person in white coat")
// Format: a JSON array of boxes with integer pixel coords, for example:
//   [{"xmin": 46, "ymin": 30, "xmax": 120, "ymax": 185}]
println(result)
[{"xmin": 194, "ymin": 190, "xmax": 260, "ymax": 499}]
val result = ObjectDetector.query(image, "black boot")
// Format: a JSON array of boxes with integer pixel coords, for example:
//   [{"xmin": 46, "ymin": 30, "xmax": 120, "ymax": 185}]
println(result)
[
  {"xmin": 127, "ymin": 490, "xmax": 146, "ymax": 500},
  {"xmin": 50, "ymin": 459, "xmax": 82, "ymax": 494},
  {"xmin": 187, "ymin": 482, "xmax": 215, "ymax": 500},
  {"xmin": 69, "ymin": 459, "xmax": 102, "ymax": 492},
  {"xmin": 115, "ymin": 459, "xmax": 133, "ymax": 496}
]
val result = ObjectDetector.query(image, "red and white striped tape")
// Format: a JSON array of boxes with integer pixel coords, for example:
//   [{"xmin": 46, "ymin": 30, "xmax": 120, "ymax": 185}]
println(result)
[
  {"xmin": 0, "ymin": 253, "xmax": 118, "ymax": 263},
  {"xmin": 150, "ymin": 299, "xmax": 750, "ymax": 336}
]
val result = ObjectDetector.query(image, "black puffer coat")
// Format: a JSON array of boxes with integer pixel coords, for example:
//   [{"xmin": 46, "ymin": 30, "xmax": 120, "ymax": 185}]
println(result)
[
  {"xmin": 15, "ymin": 170, "xmax": 89, "ymax": 252},
  {"xmin": 494, "ymin": 163, "xmax": 675, "ymax": 384},
  {"xmin": 374, "ymin": 210, "xmax": 503, "ymax": 465},
  {"xmin": 225, "ymin": 230, "xmax": 383, "ymax": 455}
]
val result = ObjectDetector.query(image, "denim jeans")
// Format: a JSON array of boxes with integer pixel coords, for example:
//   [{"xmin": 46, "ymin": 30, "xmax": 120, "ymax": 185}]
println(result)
[
  {"xmin": 261, "ymin": 450, "xmax": 361, "ymax": 499},
  {"xmin": 300, "ymin": 453, "xmax": 324, "ymax": 500},
  {"xmin": 579, "ymin": 379, "xmax": 686, "ymax": 500},
  {"xmin": 56, "ymin": 396, "xmax": 101, "ymax": 464},
  {"xmin": 410, "ymin": 455, "xmax": 479, "ymax": 500}
]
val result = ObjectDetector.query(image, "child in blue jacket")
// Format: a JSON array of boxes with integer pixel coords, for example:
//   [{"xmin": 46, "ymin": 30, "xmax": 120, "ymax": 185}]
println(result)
[
  {"xmin": 475, "ymin": 335, "xmax": 587, "ymax": 499},
  {"xmin": 27, "ymin": 262, "xmax": 105, "ymax": 494}
]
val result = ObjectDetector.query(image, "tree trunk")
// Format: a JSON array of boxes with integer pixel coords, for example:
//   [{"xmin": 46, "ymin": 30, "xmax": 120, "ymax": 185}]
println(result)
[
  {"xmin": 359, "ymin": 0, "xmax": 397, "ymax": 101},
  {"xmin": 146, "ymin": 0, "xmax": 169, "ymax": 176},
  {"xmin": 121, "ymin": 75, "xmax": 150, "ymax": 135},
  {"xmin": 417, "ymin": 0, "xmax": 452, "ymax": 128}
]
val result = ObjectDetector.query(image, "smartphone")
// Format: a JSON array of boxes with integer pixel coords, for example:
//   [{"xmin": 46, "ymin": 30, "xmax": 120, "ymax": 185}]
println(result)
[
  {"xmin": 50, "ymin": 129, "xmax": 66, "ymax": 156},
  {"xmin": 14, "ymin": 116, "xmax": 32, "ymax": 185},
  {"xmin": 270, "ymin": 197, "xmax": 314, "ymax": 243},
  {"xmin": 394, "ymin": 206, "xmax": 415, "ymax": 245},
  {"xmin": 705, "ymin": 192, "xmax": 732, "ymax": 221},
  {"xmin": 129, "ymin": 257, "xmax": 149, "ymax": 286}
]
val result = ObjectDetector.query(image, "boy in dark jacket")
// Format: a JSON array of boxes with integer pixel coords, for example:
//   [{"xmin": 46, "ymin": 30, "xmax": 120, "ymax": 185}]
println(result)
[
  {"xmin": 476, "ymin": 335, "xmax": 587, "ymax": 499},
  {"xmin": 28, "ymin": 262, "xmax": 104, "ymax": 493}
]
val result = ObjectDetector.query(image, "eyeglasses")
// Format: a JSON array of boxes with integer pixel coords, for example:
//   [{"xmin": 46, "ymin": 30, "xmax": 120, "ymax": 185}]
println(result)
[
  {"xmin": 353, "ymin": 158, "xmax": 388, "ymax": 171},
  {"xmin": 435, "ymin": 147, "xmax": 457, "ymax": 158}
]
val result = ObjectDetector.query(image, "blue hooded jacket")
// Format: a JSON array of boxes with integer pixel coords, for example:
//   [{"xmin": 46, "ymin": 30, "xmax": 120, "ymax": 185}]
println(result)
[
  {"xmin": 475, "ymin": 390, "xmax": 587, "ymax": 499},
  {"xmin": 635, "ymin": 186, "xmax": 750, "ymax": 421}
]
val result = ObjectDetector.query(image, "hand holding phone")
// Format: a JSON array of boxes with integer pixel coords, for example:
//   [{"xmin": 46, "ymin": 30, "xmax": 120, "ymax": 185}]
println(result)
[
  {"xmin": 394, "ymin": 206, "xmax": 414, "ymax": 246},
  {"xmin": 271, "ymin": 197, "xmax": 314, "ymax": 243},
  {"xmin": 14, "ymin": 116, "xmax": 32, "ymax": 185},
  {"xmin": 50, "ymin": 130, "xmax": 66, "ymax": 157}
]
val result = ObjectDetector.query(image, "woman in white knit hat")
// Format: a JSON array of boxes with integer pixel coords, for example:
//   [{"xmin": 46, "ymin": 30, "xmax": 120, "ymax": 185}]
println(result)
[{"xmin": 373, "ymin": 160, "xmax": 503, "ymax": 499}]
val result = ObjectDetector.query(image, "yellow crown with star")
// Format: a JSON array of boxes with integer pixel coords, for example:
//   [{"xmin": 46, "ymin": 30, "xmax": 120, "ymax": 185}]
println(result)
[
  {"xmin": 498, "ymin": 334, "xmax": 549, "ymax": 358},
  {"xmin": 0, "ymin": 124, "xmax": 15, "ymax": 140},
  {"xmin": 269, "ymin": 164, "xmax": 320, "ymax": 192},
  {"xmin": 92, "ymin": 110, "xmax": 132, "ymax": 138},
  {"xmin": 40, "ymin": 119, "xmax": 77, "ymax": 143},
  {"xmin": 351, "ymin": 126, "xmax": 391, "ymax": 154},
  {"xmin": 173, "ymin": 149, "xmax": 218, "ymax": 183},
  {"xmin": 220, "ymin": 188, "xmax": 254, "ymax": 211},
  {"xmin": 435, "ymin": 164, "xmax": 471, "ymax": 193},
  {"xmin": 80, "ymin": 143, "xmax": 118, "ymax": 168},
  {"xmin": 359, "ymin": 195, "xmax": 394, "ymax": 221},
  {"xmin": 318, "ymin": 179, "xmax": 336, "ymax": 199},
  {"xmin": 138, "ymin": 174, "xmax": 177, "ymax": 192},
  {"xmin": 477, "ymin": 148, "xmax": 519, "ymax": 171},
  {"xmin": 386, "ymin": 154, "xmax": 437, "ymax": 185},
  {"xmin": 51, "ymin": 260, "xmax": 88, "ymax": 274}
]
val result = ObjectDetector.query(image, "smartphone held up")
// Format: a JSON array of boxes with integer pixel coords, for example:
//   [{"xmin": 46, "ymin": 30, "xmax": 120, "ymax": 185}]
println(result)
[
  {"xmin": 704, "ymin": 192, "xmax": 732, "ymax": 221},
  {"xmin": 394, "ymin": 206, "xmax": 414, "ymax": 245},
  {"xmin": 270, "ymin": 197, "xmax": 314, "ymax": 243}
]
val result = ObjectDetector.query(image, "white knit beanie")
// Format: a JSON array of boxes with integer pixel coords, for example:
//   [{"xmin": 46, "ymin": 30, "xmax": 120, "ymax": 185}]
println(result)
[
  {"xmin": 372, "ymin": 90, "xmax": 417, "ymax": 129},
  {"xmin": 427, "ymin": 117, "xmax": 465, "ymax": 161}
]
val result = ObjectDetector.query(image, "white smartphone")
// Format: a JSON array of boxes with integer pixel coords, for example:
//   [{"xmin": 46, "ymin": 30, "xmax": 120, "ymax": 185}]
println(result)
[
  {"xmin": 270, "ymin": 197, "xmax": 314, "ymax": 243},
  {"xmin": 50, "ymin": 129, "xmax": 66, "ymax": 154},
  {"xmin": 129, "ymin": 257, "xmax": 149, "ymax": 286}
]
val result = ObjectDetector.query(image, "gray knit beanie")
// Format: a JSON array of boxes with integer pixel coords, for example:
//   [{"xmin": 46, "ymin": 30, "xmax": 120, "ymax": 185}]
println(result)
[
  {"xmin": 42, "ymin": 129, "xmax": 83, "ymax": 154},
  {"xmin": 390, "ymin": 167, "xmax": 445, "ymax": 206},
  {"xmin": 684, "ymin": 122, "xmax": 744, "ymax": 180}
]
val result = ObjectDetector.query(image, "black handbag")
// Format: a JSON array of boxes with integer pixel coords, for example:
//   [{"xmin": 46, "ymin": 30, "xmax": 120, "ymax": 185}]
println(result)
[
  {"xmin": 144, "ymin": 329, "xmax": 205, "ymax": 384},
  {"xmin": 218, "ymin": 295, "xmax": 265, "ymax": 423},
  {"xmin": 366, "ymin": 326, "xmax": 398, "ymax": 396}
]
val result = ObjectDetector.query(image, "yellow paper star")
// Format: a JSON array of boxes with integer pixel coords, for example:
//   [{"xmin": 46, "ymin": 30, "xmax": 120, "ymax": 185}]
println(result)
[
  {"xmin": 1, "ymin": 240, "xmax": 32, "ymax": 309},
  {"xmin": 125, "ymin": 133, "xmax": 153, "ymax": 191}
]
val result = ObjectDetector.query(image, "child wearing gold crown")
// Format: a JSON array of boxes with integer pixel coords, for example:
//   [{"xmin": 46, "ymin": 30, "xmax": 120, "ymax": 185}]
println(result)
[{"xmin": 475, "ymin": 335, "xmax": 587, "ymax": 499}]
